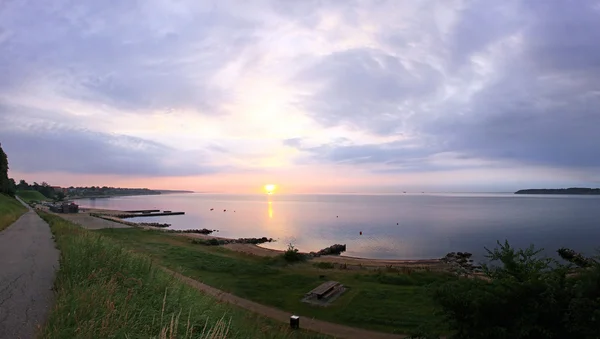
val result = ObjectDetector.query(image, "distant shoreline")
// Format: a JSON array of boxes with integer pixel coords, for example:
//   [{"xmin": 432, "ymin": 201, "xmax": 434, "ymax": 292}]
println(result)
[
  {"xmin": 515, "ymin": 188, "xmax": 600, "ymax": 195},
  {"xmin": 70, "ymin": 190, "xmax": 194, "ymax": 200}
]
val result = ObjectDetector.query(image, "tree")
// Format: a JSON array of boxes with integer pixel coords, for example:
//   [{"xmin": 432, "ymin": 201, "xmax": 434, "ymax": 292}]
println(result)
[
  {"xmin": 0, "ymin": 143, "xmax": 12, "ymax": 196},
  {"xmin": 17, "ymin": 179, "xmax": 29, "ymax": 190},
  {"xmin": 54, "ymin": 191, "xmax": 66, "ymax": 202},
  {"xmin": 8, "ymin": 178, "xmax": 16, "ymax": 196},
  {"xmin": 425, "ymin": 241, "xmax": 600, "ymax": 339}
]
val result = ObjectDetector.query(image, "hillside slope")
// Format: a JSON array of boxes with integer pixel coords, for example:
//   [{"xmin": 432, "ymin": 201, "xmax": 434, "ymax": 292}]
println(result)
[{"xmin": 0, "ymin": 194, "xmax": 27, "ymax": 232}]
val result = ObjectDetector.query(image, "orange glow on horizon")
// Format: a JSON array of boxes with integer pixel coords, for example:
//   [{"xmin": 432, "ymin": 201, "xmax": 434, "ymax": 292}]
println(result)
[{"xmin": 264, "ymin": 184, "xmax": 276, "ymax": 194}]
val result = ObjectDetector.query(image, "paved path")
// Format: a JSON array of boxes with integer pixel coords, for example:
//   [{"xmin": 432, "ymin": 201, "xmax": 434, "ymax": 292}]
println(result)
[
  {"xmin": 0, "ymin": 198, "xmax": 59, "ymax": 339},
  {"xmin": 163, "ymin": 268, "xmax": 408, "ymax": 339},
  {"xmin": 52, "ymin": 212, "xmax": 130, "ymax": 230}
]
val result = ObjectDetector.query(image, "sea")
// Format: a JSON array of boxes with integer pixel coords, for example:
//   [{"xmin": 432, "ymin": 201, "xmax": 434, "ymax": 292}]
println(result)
[{"xmin": 73, "ymin": 193, "xmax": 600, "ymax": 261}]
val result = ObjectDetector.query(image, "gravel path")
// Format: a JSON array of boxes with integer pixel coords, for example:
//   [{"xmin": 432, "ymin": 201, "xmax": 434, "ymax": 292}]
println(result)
[{"xmin": 0, "ymin": 198, "xmax": 59, "ymax": 339}]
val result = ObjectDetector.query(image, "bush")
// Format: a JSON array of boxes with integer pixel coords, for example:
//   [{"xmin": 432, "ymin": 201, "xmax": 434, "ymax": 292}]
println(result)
[
  {"xmin": 282, "ymin": 243, "xmax": 308, "ymax": 263},
  {"xmin": 428, "ymin": 240, "xmax": 600, "ymax": 339}
]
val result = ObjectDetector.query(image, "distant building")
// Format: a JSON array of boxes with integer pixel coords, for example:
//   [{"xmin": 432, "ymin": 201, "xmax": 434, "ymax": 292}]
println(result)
[{"xmin": 51, "ymin": 186, "xmax": 68, "ymax": 193}]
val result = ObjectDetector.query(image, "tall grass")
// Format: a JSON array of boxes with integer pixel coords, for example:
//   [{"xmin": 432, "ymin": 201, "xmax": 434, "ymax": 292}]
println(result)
[
  {"xmin": 0, "ymin": 193, "xmax": 27, "ymax": 231},
  {"xmin": 39, "ymin": 212, "xmax": 325, "ymax": 339}
]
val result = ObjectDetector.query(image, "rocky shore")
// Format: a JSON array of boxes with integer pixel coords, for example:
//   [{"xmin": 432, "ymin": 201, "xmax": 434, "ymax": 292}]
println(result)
[
  {"xmin": 165, "ymin": 228, "xmax": 216, "ymax": 235},
  {"xmin": 138, "ymin": 222, "xmax": 171, "ymax": 228},
  {"xmin": 191, "ymin": 236, "xmax": 274, "ymax": 246},
  {"xmin": 309, "ymin": 244, "xmax": 347, "ymax": 257}
]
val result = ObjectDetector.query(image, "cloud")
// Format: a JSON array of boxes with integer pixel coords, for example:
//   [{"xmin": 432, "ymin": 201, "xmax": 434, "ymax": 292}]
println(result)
[
  {"xmin": 295, "ymin": 48, "xmax": 442, "ymax": 135},
  {"xmin": 1, "ymin": 0, "xmax": 599, "ymax": 188},
  {"xmin": 285, "ymin": 0, "xmax": 600, "ymax": 174},
  {"xmin": 0, "ymin": 117, "xmax": 222, "ymax": 176},
  {"xmin": 0, "ymin": 0, "xmax": 259, "ymax": 114}
]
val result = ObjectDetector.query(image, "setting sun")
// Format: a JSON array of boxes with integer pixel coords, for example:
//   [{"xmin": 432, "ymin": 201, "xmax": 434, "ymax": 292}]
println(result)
[{"xmin": 264, "ymin": 184, "xmax": 276, "ymax": 194}]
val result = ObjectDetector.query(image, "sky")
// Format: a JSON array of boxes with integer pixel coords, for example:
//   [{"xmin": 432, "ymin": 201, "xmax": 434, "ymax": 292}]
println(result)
[{"xmin": 1, "ymin": 0, "xmax": 599, "ymax": 193}]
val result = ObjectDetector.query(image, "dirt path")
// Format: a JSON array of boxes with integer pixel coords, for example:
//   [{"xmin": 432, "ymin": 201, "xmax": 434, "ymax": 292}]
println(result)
[
  {"xmin": 162, "ymin": 267, "xmax": 408, "ymax": 339},
  {"xmin": 0, "ymin": 198, "xmax": 59, "ymax": 339}
]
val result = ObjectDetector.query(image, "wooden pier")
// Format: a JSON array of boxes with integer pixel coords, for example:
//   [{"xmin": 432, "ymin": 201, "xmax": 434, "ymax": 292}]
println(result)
[
  {"xmin": 125, "ymin": 209, "xmax": 161, "ymax": 213},
  {"xmin": 117, "ymin": 211, "xmax": 185, "ymax": 218}
]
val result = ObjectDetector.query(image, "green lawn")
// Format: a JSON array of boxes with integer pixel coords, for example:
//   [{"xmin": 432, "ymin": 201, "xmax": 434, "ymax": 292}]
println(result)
[
  {"xmin": 0, "ymin": 194, "xmax": 27, "ymax": 232},
  {"xmin": 16, "ymin": 189, "xmax": 49, "ymax": 204},
  {"xmin": 97, "ymin": 227, "xmax": 452, "ymax": 335},
  {"xmin": 39, "ymin": 212, "xmax": 327, "ymax": 339}
]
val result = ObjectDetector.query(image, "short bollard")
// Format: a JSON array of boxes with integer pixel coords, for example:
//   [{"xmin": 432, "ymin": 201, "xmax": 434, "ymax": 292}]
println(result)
[{"xmin": 290, "ymin": 315, "xmax": 300, "ymax": 329}]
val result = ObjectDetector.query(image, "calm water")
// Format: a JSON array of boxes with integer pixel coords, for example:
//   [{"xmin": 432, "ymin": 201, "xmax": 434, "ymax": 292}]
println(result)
[{"xmin": 74, "ymin": 193, "xmax": 600, "ymax": 260}]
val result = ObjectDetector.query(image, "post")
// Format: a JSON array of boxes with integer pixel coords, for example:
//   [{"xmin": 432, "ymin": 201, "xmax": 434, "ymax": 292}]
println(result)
[{"xmin": 290, "ymin": 315, "xmax": 300, "ymax": 329}]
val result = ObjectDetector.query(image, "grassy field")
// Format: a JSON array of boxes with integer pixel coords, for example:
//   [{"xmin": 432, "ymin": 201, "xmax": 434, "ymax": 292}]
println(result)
[
  {"xmin": 0, "ymin": 194, "xmax": 27, "ymax": 232},
  {"xmin": 39, "ymin": 212, "xmax": 328, "ymax": 339},
  {"xmin": 16, "ymin": 189, "xmax": 48, "ymax": 203},
  {"xmin": 97, "ymin": 227, "xmax": 452, "ymax": 335}
]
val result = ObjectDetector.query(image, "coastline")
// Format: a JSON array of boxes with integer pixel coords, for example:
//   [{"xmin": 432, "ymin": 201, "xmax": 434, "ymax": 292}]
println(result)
[{"xmin": 80, "ymin": 207, "xmax": 447, "ymax": 270}]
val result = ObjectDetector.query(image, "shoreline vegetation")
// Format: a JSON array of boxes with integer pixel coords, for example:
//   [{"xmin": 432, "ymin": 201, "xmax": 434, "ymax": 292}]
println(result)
[
  {"xmin": 515, "ymin": 187, "xmax": 600, "ymax": 195},
  {"xmin": 37, "ymin": 211, "xmax": 326, "ymax": 339}
]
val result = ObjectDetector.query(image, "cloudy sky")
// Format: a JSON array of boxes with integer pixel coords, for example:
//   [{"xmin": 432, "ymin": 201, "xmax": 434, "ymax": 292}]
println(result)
[{"xmin": 1, "ymin": 0, "xmax": 599, "ymax": 193}]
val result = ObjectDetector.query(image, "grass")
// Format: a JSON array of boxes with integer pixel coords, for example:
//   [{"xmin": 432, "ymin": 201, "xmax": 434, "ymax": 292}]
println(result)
[
  {"xmin": 96, "ymin": 227, "xmax": 452, "ymax": 335},
  {"xmin": 39, "ymin": 212, "xmax": 327, "ymax": 339},
  {"xmin": 0, "ymin": 193, "xmax": 27, "ymax": 232},
  {"xmin": 16, "ymin": 189, "xmax": 48, "ymax": 204}
]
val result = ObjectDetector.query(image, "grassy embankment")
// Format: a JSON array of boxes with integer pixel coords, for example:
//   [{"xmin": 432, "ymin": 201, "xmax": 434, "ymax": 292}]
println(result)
[
  {"xmin": 97, "ymin": 227, "xmax": 453, "ymax": 335},
  {"xmin": 16, "ymin": 189, "xmax": 49, "ymax": 204},
  {"xmin": 0, "ymin": 194, "xmax": 28, "ymax": 232},
  {"xmin": 39, "ymin": 212, "xmax": 327, "ymax": 339}
]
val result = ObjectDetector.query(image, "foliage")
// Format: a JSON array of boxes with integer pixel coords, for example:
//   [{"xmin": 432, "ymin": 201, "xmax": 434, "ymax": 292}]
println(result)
[
  {"xmin": 38, "ymin": 212, "xmax": 325, "ymax": 339},
  {"xmin": 428, "ymin": 240, "xmax": 600, "ymax": 339},
  {"xmin": 15, "ymin": 180, "xmax": 57, "ymax": 199},
  {"xmin": 0, "ymin": 143, "xmax": 15, "ymax": 197},
  {"xmin": 0, "ymin": 193, "xmax": 27, "ymax": 232},
  {"xmin": 54, "ymin": 191, "xmax": 66, "ymax": 202},
  {"xmin": 557, "ymin": 247, "xmax": 596, "ymax": 268},
  {"xmin": 283, "ymin": 243, "xmax": 308, "ymax": 263}
]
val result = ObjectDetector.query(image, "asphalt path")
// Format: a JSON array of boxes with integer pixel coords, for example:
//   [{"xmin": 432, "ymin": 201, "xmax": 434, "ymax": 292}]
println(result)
[{"xmin": 0, "ymin": 198, "xmax": 59, "ymax": 339}]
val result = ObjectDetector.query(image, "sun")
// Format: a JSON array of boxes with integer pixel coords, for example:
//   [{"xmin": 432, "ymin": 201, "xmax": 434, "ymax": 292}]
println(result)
[{"xmin": 264, "ymin": 184, "xmax": 276, "ymax": 194}]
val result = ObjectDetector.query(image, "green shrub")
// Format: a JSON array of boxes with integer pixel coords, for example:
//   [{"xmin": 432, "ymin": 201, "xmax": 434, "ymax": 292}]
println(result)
[
  {"xmin": 428, "ymin": 240, "xmax": 600, "ymax": 339},
  {"xmin": 283, "ymin": 243, "xmax": 308, "ymax": 263}
]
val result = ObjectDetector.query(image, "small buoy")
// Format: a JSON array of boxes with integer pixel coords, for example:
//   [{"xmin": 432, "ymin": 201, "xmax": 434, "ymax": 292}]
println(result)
[
  {"xmin": 210, "ymin": 208, "xmax": 214, "ymax": 211},
  {"xmin": 336, "ymin": 216, "xmax": 338, "ymax": 218},
  {"xmin": 396, "ymin": 223, "xmax": 399, "ymax": 225},
  {"xmin": 360, "ymin": 231, "xmax": 362, "ymax": 235},
  {"xmin": 223, "ymin": 209, "xmax": 226, "ymax": 212}
]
